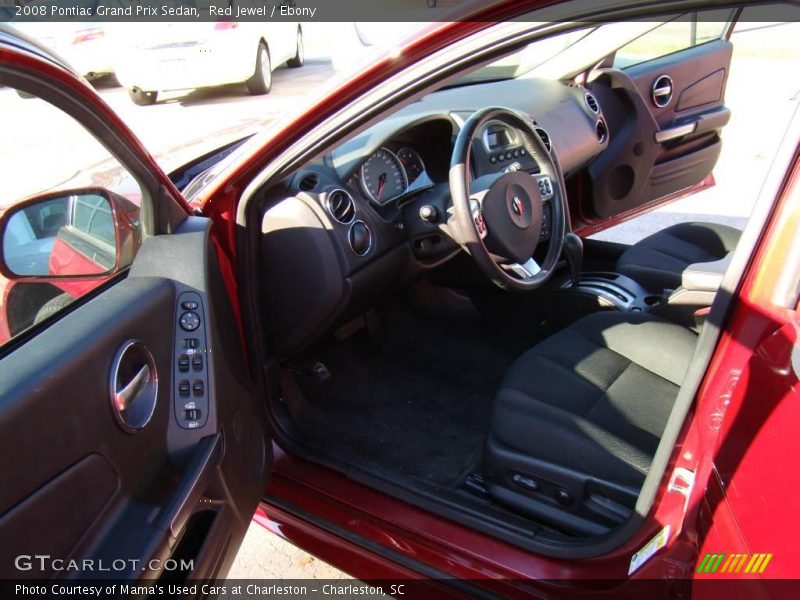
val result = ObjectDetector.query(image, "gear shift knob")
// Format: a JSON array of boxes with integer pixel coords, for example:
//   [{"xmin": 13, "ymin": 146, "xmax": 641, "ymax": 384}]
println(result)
[{"xmin": 563, "ymin": 232, "xmax": 583, "ymax": 287}]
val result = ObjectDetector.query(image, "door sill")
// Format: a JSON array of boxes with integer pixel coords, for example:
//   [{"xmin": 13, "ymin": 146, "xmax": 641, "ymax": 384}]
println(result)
[{"xmin": 263, "ymin": 422, "xmax": 648, "ymax": 562}]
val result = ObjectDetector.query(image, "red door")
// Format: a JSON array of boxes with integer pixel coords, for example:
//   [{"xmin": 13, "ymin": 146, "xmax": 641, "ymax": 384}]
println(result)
[{"xmin": 690, "ymin": 138, "xmax": 800, "ymax": 593}]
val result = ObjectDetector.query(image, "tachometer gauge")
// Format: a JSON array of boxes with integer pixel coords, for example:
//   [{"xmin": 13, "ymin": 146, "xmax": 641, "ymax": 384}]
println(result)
[
  {"xmin": 360, "ymin": 147, "xmax": 408, "ymax": 204},
  {"xmin": 397, "ymin": 147, "xmax": 425, "ymax": 184}
]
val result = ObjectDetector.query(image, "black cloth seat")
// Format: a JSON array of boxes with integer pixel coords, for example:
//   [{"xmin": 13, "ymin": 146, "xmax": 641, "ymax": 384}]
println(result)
[
  {"xmin": 484, "ymin": 311, "xmax": 697, "ymax": 494},
  {"xmin": 616, "ymin": 222, "xmax": 741, "ymax": 292}
]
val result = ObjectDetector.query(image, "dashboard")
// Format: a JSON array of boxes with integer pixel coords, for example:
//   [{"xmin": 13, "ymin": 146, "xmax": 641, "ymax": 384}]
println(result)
[{"xmin": 257, "ymin": 77, "xmax": 610, "ymax": 354}]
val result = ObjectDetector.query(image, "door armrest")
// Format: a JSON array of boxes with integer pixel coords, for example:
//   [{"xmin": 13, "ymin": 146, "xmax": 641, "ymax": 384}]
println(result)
[{"xmin": 654, "ymin": 107, "xmax": 731, "ymax": 143}]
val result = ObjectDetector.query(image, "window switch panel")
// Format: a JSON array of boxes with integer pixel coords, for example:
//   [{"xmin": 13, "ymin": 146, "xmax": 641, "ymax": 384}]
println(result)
[{"xmin": 174, "ymin": 292, "xmax": 209, "ymax": 430}]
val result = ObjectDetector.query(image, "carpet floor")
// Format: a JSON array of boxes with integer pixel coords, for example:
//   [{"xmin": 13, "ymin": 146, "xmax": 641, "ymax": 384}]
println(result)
[{"xmin": 285, "ymin": 300, "xmax": 540, "ymax": 488}]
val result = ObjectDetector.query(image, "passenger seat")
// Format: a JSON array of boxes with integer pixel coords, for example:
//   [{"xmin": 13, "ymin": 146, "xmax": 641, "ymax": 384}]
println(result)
[{"xmin": 616, "ymin": 222, "xmax": 741, "ymax": 292}]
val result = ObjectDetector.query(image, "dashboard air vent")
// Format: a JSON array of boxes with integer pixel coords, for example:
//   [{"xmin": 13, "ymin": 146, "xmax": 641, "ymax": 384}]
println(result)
[
  {"xmin": 326, "ymin": 189, "xmax": 355, "ymax": 224},
  {"xmin": 348, "ymin": 221, "xmax": 372, "ymax": 256},
  {"xmin": 596, "ymin": 119, "xmax": 608, "ymax": 144},
  {"xmin": 298, "ymin": 173, "xmax": 319, "ymax": 191},
  {"xmin": 585, "ymin": 92, "xmax": 600, "ymax": 114},
  {"xmin": 535, "ymin": 127, "xmax": 552, "ymax": 153}
]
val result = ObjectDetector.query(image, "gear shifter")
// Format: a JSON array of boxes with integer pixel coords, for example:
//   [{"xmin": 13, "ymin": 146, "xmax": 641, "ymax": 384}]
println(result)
[{"xmin": 563, "ymin": 232, "xmax": 583, "ymax": 287}]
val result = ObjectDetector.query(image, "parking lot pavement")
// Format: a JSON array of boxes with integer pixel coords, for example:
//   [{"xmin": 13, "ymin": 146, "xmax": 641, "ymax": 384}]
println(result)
[{"xmin": 227, "ymin": 521, "xmax": 351, "ymax": 580}]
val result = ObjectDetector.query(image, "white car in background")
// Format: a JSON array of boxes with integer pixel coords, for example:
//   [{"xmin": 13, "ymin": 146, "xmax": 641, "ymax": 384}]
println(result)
[
  {"xmin": 12, "ymin": 21, "xmax": 118, "ymax": 81},
  {"xmin": 10, "ymin": 0, "xmax": 129, "ymax": 81},
  {"xmin": 113, "ymin": 21, "xmax": 303, "ymax": 105}
]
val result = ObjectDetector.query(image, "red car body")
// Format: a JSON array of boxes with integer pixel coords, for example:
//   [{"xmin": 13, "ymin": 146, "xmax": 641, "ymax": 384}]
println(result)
[{"xmin": 1, "ymin": 1, "xmax": 798, "ymax": 595}]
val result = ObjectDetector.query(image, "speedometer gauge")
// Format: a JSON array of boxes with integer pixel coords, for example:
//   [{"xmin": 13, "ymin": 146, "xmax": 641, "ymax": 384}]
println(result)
[
  {"xmin": 397, "ymin": 147, "xmax": 425, "ymax": 184},
  {"xmin": 360, "ymin": 148, "xmax": 408, "ymax": 204}
]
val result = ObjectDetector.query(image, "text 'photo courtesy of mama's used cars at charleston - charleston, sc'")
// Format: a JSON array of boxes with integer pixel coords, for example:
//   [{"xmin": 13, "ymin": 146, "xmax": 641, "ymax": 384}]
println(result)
[{"xmin": 1, "ymin": 0, "xmax": 800, "ymax": 598}]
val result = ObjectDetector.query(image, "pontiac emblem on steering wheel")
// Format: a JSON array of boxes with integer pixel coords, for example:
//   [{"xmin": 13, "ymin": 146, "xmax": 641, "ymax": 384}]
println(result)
[{"xmin": 512, "ymin": 196, "xmax": 525, "ymax": 215}]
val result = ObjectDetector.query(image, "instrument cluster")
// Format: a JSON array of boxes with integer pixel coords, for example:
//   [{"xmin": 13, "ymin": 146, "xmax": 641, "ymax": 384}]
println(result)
[{"xmin": 355, "ymin": 145, "xmax": 432, "ymax": 206}]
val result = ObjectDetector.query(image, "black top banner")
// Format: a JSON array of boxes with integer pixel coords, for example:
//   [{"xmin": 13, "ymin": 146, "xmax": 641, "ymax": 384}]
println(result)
[{"xmin": 1, "ymin": 0, "xmax": 799, "ymax": 23}]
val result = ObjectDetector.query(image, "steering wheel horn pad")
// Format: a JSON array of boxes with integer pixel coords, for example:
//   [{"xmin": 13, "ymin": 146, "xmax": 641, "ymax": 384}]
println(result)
[{"xmin": 482, "ymin": 171, "xmax": 543, "ymax": 264}]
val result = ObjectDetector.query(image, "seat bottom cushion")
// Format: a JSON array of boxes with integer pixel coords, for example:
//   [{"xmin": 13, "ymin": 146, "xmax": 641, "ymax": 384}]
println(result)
[
  {"xmin": 616, "ymin": 222, "xmax": 741, "ymax": 292},
  {"xmin": 487, "ymin": 311, "xmax": 698, "ymax": 489}
]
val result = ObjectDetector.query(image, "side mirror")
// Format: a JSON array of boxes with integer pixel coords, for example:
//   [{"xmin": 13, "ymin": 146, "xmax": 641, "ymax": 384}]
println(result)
[{"xmin": 0, "ymin": 188, "xmax": 140, "ymax": 280}]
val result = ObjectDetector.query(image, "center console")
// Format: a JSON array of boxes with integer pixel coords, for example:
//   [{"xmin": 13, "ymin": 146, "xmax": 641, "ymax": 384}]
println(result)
[
  {"xmin": 568, "ymin": 271, "xmax": 664, "ymax": 312},
  {"xmin": 564, "ymin": 253, "xmax": 730, "ymax": 328}
]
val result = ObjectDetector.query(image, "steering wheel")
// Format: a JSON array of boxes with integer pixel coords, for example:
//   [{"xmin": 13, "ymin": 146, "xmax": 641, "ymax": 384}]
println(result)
[{"xmin": 448, "ymin": 107, "xmax": 567, "ymax": 291}]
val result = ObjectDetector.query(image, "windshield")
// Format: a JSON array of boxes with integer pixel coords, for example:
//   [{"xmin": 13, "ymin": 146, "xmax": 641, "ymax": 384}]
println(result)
[{"xmin": 452, "ymin": 27, "xmax": 595, "ymax": 85}]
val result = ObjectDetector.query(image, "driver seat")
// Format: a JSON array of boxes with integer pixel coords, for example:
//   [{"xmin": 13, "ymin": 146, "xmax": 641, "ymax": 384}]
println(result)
[{"xmin": 482, "ymin": 311, "xmax": 697, "ymax": 536}]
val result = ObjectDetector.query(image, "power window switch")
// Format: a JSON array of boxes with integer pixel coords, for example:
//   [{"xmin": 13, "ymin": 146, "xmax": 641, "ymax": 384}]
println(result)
[
  {"xmin": 178, "ymin": 355, "xmax": 190, "ymax": 372},
  {"xmin": 191, "ymin": 355, "xmax": 204, "ymax": 371},
  {"xmin": 178, "ymin": 380, "xmax": 191, "ymax": 397},
  {"xmin": 192, "ymin": 380, "xmax": 204, "ymax": 397}
]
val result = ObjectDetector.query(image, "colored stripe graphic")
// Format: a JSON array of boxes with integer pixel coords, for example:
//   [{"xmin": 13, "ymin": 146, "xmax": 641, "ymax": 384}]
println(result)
[
  {"xmin": 720, "ymin": 553, "xmax": 736, "ymax": 573},
  {"xmin": 756, "ymin": 554, "xmax": 773, "ymax": 573},
  {"xmin": 698, "ymin": 553, "xmax": 773, "ymax": 575},
  {"xmin": 696, "ymin": 554, "xmax": 711, "ymax": 573},
  {"xmin": 697, "ymin": 553, "xmax": 725, "ymax": 574}
]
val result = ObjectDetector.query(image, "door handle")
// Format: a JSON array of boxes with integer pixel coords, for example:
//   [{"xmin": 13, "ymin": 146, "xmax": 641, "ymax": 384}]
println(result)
[
  {"xmin": 654, "ymin": 108, "xmax": 731, "ymax": 143},
  {"xmin": 651, "ymin": 74, "xmax": 674, "ymax": 108},
  {"xmin": 652, "ymin": 85, "xmax": 672, "ymax": 97},
  {"xmin": 109, "ymin": 340, "xmax": 158, "ymax": 432},
  {"xmin": 654, "ymin": 122, "xmax": 697, "ymax": 143},
  {"xmin": 115, "ymin": 364, "xmax": 151, "ymax": 412}
]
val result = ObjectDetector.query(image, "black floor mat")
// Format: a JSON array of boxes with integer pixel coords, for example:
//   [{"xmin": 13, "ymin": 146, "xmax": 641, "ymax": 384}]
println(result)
[{"xmin": 286, "ymin": 301, "xmax": 539, "ymax": 488}]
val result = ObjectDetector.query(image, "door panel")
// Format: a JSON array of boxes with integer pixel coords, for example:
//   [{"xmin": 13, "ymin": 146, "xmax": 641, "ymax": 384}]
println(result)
[
  {"xmin": 585, "ymin": 39, "xmax": 733, "ymax": 220},
  {"xmin": 0, "ymin": 218, "xmax": 269, "ymax": 580}
]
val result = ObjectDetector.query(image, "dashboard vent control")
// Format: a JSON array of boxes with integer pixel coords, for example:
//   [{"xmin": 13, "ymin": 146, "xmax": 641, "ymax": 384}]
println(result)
[
  {"xmin": 585, "ymin": 92, "xmax": 600, "ymax": 113},
  {"xmin": 596, "ymin": 119, "xmax": 608, "ymax": 144},
  {"xmin": 326, "ymin": 189, "xmax": 355, "ymax": 224},
  {"xmin": 298, "ymin": 173, "xmax": 319, "ymax": 191},
  {"xmin": 535, "ymin": 127, "xmax": 552, "ymax": 153}
]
